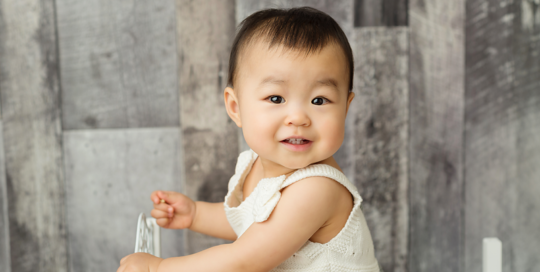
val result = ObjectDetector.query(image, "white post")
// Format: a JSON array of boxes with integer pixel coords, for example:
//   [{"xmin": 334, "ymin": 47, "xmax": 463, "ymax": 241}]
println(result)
[{"xmin": 483, "ymin": 237, "xmax": 502, "ymax": 272}]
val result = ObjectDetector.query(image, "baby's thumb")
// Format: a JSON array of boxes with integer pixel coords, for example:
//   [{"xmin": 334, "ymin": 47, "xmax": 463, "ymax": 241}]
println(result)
[
  {"xmin": 156, "ymin": 191, "xmax": 170, "ymax": 204},
  {"xmin": 151, "ymin": 190, "xmax": 169, "ymax": 204},
  {"xmin": 158, "ymin": 190, "xmax": 183, "ymax": 205}
]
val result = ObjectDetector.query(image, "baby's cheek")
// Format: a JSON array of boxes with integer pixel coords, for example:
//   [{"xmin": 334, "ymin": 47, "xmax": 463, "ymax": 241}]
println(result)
[
  {"xmin": 242, "ymin": 119, "xmax": 273, "ymax": 153},
  {"xmin": 319, "ymin": 120, "xmax": 345, "ymax": 153}
]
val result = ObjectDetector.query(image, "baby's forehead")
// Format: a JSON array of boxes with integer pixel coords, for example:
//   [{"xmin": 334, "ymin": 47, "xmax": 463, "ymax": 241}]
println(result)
[
  {"xmin": 239, "ymin": 37, "xmax": 344, "ymax": 65},
  {"xmin": 234, "ymin": 38, "xmax": 349, "ymax": 94}
]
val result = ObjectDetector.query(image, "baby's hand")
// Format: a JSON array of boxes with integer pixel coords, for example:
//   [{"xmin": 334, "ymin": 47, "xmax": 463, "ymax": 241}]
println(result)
[
  {"xmin": 117, "ymin": 252, "xmax": 162, "ymax": 272},
  {"xmin": 150, "ymin": 190, "xmax": 196, "ymax": 229}
]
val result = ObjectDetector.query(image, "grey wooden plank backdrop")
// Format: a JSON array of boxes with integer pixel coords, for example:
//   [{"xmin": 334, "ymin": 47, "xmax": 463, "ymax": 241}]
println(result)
[
  {"xmin": 0, "ymin": 122, "xmax": 10, "ymax": 272},
  {"xmin": 176, "ymin": 0, "xmax": 238, "ymax": 254},
  {"xmin": 408, "ymin": 1, "xmax": 465, "ymax": 272},
  {"xmin": 57, "ymin": 0, "xmax": 180, "ymax": 130},
  {"xmin": 0, "ymin": 0, "xmax": 539, "ymax": 272},
  {"xmin": 0, "ymin": 1, "xmax": 68, "ymax": 272},
  {"xmin": 354, "ymin": 0, "xmax": 408, "ymax": 27},
  {"xmin": 62, "ymin": 128, "xmax": 184, "ymax": 271},
  {"xmin": 350, "ymin": 27, "xmax": 409, "ymax": 272},
  {"xmin": 465, "ymin": 0, "xmax": 540, "ymax": 271}
]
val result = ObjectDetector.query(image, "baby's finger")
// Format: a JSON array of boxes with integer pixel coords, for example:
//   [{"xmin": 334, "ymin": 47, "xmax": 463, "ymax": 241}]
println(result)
[
  {"xmin": 157, "ymin": 191, "xmax": 168, "ymax": 201},
  {"xmin": 150, "ymin": 209, "xmax": 169, "ymax": 219},
  {"xmin": 150, "ymin": 191, "xmax": 162, "ymax": 204},
  {"xmin": 152, "ymin": 202, "xmax": 172, "ymax": 211},
  {"xmin": 153, "ymin": 204, "xmax": 175, "ymax": 217},
  {"xmin": 120, "ymin": 255, "xmax": 128, "ymax": 264},
  {"xmin": 156, "ymin": 217, "xmax": 170, "ymax": 228}
]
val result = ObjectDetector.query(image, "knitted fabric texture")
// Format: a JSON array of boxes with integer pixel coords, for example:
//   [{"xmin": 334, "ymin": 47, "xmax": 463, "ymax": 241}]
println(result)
[{"xmin": 224, "ymin": 149, "xmax": 380, "ymax": 272}]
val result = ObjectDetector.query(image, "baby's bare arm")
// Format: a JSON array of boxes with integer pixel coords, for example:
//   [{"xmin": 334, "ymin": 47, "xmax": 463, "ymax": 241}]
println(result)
[
  {"xmin": 154, "ymin": 176, "xmax": 339, "ymax": 272},
  {"xmin": 150, "ymin": 191, "xmax": 236, "ymax": 240},
  {"xmin": 189, "ymin": 201, "xmax": 237, "ymax": 241}
]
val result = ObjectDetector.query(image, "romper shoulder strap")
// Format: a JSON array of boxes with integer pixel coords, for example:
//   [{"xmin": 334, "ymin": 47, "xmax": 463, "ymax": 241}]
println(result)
[
  {"xmin": 281, "ymin": 164, "xmax": 363, "ymax": 204},
  {"xmin": 241, "ymin": 155, "xmax": 363, "ymax": 224},
  {"xmin": 234, "ymin": 149, "xmax": 257, "ymax": 174}
]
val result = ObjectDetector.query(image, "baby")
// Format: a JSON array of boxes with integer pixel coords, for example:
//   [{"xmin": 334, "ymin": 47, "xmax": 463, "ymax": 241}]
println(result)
[{"xmin": 118, "ymin": 6, "xmax": 379, "ymax": 272}]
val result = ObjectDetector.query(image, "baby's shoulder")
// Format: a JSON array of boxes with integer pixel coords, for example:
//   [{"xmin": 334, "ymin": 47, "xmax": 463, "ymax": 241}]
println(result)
[
  {"xmin": 279, "ymin": 175, "xmax": 354, "ymax": 241},
  {"xmin": 282, "ymin": 174, "xmax": 352, "ymax": 205},
  {"xmin": 283, "ymin": 161, "xmax": 352, "ymax": 195}
]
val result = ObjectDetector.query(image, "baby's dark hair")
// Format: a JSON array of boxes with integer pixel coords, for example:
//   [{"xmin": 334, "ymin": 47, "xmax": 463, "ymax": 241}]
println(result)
[{"xmin": 227, "ymin": 7, "xmax": 354, "ymax": 92}]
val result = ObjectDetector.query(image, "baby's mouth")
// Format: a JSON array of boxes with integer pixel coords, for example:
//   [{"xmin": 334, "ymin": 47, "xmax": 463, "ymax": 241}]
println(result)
[{"xmin": 281, "ymin": 138, "xmax": 311, "ymax": 145}]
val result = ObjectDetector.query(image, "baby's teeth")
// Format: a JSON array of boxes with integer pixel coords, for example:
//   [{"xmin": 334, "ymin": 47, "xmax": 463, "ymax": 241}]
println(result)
[{"xmin": 287, "ymin": 138, "xmax": 304, "ymax": 144}]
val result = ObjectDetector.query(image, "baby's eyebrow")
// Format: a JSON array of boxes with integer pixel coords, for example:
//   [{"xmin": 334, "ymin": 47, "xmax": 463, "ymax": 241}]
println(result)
[
  {"xmin": 259, "ymin": 77, "xmax": 339, "ymax": 90},
  {"xmin": 316, "ymin": 78, "xmax": 338, "ymax": 89},
  {"xmin": 259, "ymin": 76, "xmax": 286, "ymax": 86}
]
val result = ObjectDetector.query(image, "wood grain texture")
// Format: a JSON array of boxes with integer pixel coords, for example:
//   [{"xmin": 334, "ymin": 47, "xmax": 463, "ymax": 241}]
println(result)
[
  {"xmin": 0, "ymin": 122, "xmax": 11, "ymax": 272},
  {"xmin": 349, "ymin": 27, "xmax": 408, "ymax": 272},
  {"xmin": 0, "ymin": 0, "xmax": 68, "ymax": 271},
  {"xmin": 464, "ymin": 0, "xmax": 540, "ymax": 271},
  {"xmin": 62, "ymin": 128, "xmax": 184, "ymax": 271},
  {"xmin": 409, "ymin": 0, "xmax": 465, "ymax": 271},
  {"xmin": 56, "ymin": 0, "xmax": 179, "ymax": 130},
  {"xmin": 176, "ymin": 0, "xmax": 238, "ymax": 254},
  {"xmin": 354, "ymin": 0, "xmax": 408, "ymax": 27}
]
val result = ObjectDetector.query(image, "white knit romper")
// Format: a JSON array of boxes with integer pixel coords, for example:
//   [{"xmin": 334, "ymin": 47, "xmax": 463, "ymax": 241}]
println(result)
[{"xmin": 224, "ymin": 149, "xmax": 380, "ymax": 272}]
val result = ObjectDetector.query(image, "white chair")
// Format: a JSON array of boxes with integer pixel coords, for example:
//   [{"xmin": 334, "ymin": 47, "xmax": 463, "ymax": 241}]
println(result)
[{"xmin": 134, "ymin": 213, "xmax": 161, "ymax": 257}]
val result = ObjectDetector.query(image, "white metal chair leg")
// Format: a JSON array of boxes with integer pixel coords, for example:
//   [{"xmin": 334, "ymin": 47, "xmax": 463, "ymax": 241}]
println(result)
[{"xmin": 134, "ymin": 213, "xmax": 161, "ymax": 257}]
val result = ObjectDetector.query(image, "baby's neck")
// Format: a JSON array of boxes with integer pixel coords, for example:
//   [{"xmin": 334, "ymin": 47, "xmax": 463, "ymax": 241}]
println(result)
[
  {"xmin": 255, "ymin": 155, "xmax": 339, "ymax": 179},
  {"xmin": 257, "ymin": 157, "xmax": 297, "ymax": 179}
]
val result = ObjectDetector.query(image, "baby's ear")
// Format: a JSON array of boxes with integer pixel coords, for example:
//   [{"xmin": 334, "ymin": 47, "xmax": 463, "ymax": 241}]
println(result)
[
  {"xmin": 345, "ymin": 91, "xmax": 355, "ymax": 115},
  {"xmin": 224, "ymin": 87, "xmax": 242, "ymax": 127}
]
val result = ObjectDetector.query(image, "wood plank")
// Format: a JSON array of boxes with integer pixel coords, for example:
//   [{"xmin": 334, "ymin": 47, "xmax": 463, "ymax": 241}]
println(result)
[
  {"xmin": 0, "ymin": 0, "xmax": 68, "ymax": 271},
  {"xmin": 176, "ymin": 0, "xmax": 238, "ymax": 254},
  {"xmin": 354, "ymin": 0, "xmax": 408, "ymax": 27},
  {"xmin": 56, "ymin": 0, "xmax": 179, "ymax": 130},
  {"xmin": 464, "ymin": 0, "xmax": 540, "ymax": 271},
  {"xmin": 409, "ymin": 0, "xmax": 465, "ymax": 271},
  {"xmin": 63, "ymin": 128, "xmax": 185, "ymax": 271},
  {"xmin": 0, "ymin": 122, "xmax": 11, "ymax": 272},
  {"xmin": 350, "ymin": 27, "xmax": 408, "ymax": 272}
]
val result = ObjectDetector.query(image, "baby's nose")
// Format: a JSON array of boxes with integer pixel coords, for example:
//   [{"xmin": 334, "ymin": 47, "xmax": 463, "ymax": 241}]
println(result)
[{"xmin": 285, "ymin": 108, "xmax": 311, "ymax": 127}]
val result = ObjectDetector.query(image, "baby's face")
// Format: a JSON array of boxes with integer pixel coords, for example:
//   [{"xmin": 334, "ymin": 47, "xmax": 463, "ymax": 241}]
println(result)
[{"xmin": 225, "ymin": 39, "xmax": 354, "ymax": 170}]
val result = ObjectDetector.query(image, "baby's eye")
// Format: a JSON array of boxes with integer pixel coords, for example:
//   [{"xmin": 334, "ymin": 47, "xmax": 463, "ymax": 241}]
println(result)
[
  {"xmin": 311, "ymin": 97, "xmax": 329, "ymax": 105},
  {"xmin": 267, "ymin": 95, "xmax": 285, "ymax": 104}
]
